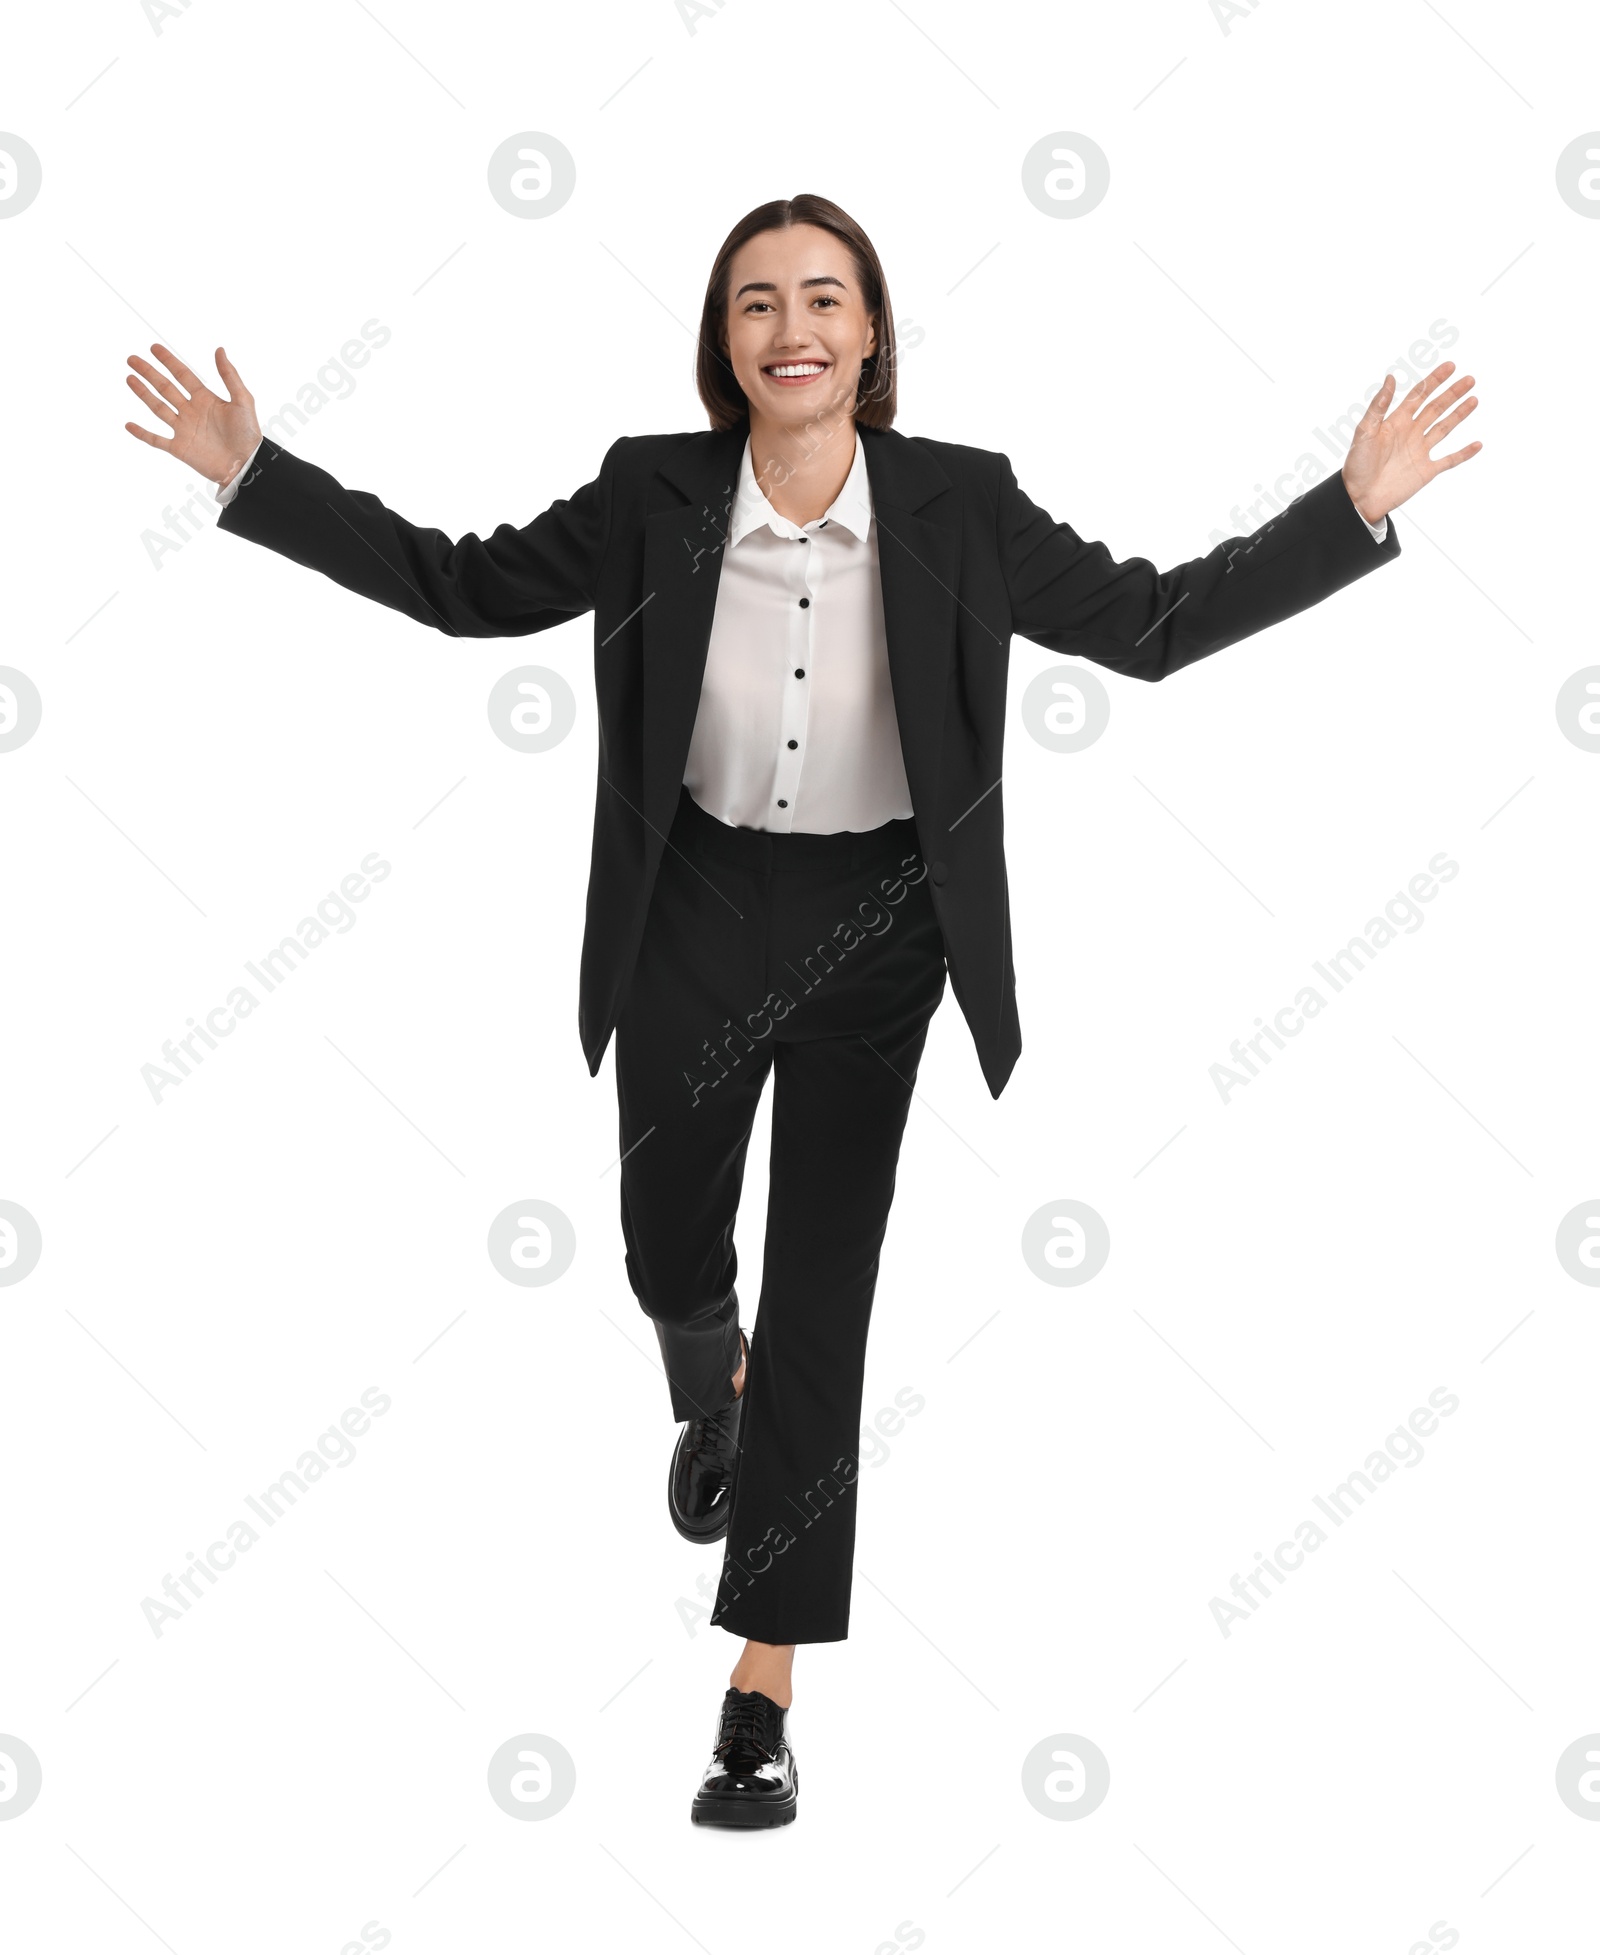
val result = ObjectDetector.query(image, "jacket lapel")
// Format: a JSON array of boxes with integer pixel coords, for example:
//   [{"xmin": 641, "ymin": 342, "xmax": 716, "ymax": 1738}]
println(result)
[
  {"xmin": 641, "ymin": 425, "xmax": 745, "ymax": 840},
  {"xmin": 863, "ymin": 429, "xmax": 961, "ymax": 834},
  {"xmin": 643, "ymin": 421, "xmax": 960, "ymax": 840}
]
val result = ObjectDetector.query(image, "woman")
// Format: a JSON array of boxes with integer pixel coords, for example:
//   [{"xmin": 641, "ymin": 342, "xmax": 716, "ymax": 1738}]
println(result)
[{"xmin": 124, "ymin": 193, "xmax": 1481, "ymax": 1830}]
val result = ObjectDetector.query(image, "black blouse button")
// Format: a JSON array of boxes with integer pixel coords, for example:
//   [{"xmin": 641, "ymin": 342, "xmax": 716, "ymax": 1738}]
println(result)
[
  {"xmin": 777, "ymin": 798, "xmax": 788, "ymax": 808},
  {"xmin": 787, "ymin": 739, "xmax": 798, "ymax": 749},
  {"xmin": 798, "ymin": 597, "xmax": 810, "ymax": 608}
]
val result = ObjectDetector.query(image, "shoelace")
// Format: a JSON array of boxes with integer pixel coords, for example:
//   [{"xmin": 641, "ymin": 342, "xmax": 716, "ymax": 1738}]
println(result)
[
  {"xmin": 686, "ymin": 1341, "xmax": 747, "ymax": 1468},
  {"xmin": 686, "ymin": 1396, "xmax": 741, "ymax": 1468},
  {"xmin": 713, "ymin": 1694, "xmax": 778, "ymax": 1766}
]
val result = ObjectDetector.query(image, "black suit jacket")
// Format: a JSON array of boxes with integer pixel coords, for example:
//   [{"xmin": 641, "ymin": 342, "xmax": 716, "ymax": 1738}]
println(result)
[{"xmin": 217, "ymin": 421, "xmax": 1400, "ymax": 1098}]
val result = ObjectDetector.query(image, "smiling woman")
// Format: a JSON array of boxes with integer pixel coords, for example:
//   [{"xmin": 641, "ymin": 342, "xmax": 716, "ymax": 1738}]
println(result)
[{"xmin": 122, "ymin": 186, "xmax": 1479, "ymax": 1833}]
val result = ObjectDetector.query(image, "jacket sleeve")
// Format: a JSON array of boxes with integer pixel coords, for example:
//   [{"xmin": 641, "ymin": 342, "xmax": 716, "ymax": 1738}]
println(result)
[
  {"xmin": 215, "ymin": 434, "xmax": 626, "ymax": 639},
  {"xmin": 996, "ymin": 455, "xmax": 1402, "ymax": 683}
]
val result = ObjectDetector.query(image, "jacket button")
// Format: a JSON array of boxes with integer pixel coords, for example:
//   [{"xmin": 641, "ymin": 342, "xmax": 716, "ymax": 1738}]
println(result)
[{"xmin": 930, "ymin": 861, "xmax": 948, "ymax": 885}]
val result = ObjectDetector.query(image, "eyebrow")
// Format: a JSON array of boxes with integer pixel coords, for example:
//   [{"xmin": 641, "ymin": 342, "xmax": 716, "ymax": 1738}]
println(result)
[{"xmin": 732, "ymin": 274, "xmax": 849, "ymax": 300}]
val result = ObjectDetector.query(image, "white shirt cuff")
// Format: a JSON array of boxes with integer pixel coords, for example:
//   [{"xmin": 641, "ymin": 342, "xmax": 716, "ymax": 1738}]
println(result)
[
  {"xmin": 216, "ymin": 438, "xmax": 265, "ymax": 507},
  {"xmin": 1343, "ymin": 480, "xmax": 1387, "ymax": 544}
]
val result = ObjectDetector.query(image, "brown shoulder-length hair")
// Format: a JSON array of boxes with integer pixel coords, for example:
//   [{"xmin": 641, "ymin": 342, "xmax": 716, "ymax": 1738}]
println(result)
[{"xmin": 695, "ymin": 195, "xmax": 898, "ymax": 432}]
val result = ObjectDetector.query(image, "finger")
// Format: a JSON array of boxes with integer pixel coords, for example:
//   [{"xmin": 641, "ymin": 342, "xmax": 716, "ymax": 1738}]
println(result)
[
  {"xmin": 1424, "ymin": 399, "xmax": 1478, "ymax": 447},
  {"xmin": 150, "ymin": 341, "xmax": 208, "ymax": 398},
  {"xmin": 126, "ymin": 371, "xmax": 178, "ymax": 426},
  {"xmin": 1417, "ymin": 376, "xmax": 1474, "ymax": 436},
  {"xmin": 124, "ymin": 420, "xmax": 175, "ymax": 453},
  {"xmin": 1358, "ymin": 374, "xmax": 1397, "ymax": 426},
  {"xmin": 215, "ymin": 345, "xmax": 251, "ymax": 404},
  {"xmin": 1431, "ymin": 440, "xmax": 1483, "ymax": 471},
  {"xmin": 128, "ymin": 354, "xmax": 187, "ymax": 415},
  {"xmin": 1400, "ymin": 359, "xmax": 1456, "ymax": 416}
]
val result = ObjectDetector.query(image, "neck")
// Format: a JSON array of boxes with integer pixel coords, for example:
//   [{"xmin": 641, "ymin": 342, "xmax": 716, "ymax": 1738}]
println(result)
[{"xmin": 747, "ymin": 399, "xmax": 859, "ymax": 528}]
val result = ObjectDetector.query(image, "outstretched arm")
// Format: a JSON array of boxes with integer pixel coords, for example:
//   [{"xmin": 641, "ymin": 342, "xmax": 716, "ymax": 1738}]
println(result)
[
  {"xmin": 999, "ymin": 360, "xmax": 1481, "ymax": 684},
  {"xmin": 125, "ymin": 343, "xmax": 621, "ymax": 639}
]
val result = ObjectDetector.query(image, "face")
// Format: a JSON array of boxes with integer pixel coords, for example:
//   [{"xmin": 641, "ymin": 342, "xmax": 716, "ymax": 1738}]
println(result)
[{"xmin": 720, "ymin": 222, "xmax": 878, "ymax": 436}]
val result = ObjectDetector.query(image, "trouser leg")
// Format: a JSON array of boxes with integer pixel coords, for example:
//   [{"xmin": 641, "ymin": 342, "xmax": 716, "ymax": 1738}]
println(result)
[
  {"xmin": 706, "ymin": 804, "xmax": 948, "ymax": 1644},
  {"xmin": 613, "ymin": 1011, "xmax": 769, "ymax": 1422},
  {"xmin": 708, "ymin": 1011, "xmax": 936, "ymax": 1644},
  {"xmin": 612, "ymin": 799, "xmax": 770, "ymax": 1423}
]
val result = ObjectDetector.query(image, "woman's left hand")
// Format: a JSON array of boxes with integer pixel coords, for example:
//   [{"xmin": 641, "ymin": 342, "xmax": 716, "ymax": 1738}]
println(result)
[{"xmin": 1341, "ymin": 359, "xmax": 1482, "ymax": 524}]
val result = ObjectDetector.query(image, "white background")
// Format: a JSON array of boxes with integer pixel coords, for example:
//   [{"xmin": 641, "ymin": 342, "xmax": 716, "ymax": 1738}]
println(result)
[{"xmin": 3, "ymin": 0, "xmax": 1595, "ymax": 1950}]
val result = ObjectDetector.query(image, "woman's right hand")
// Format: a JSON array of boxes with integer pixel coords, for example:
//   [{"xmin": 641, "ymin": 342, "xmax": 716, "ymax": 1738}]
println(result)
[{"xmin": 124, "ymin": 344, "xmax": 262, "ymax": 488}]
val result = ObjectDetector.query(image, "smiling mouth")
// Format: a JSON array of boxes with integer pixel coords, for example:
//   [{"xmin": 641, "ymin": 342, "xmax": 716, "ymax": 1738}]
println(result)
[{"xmin": 762, "ymin": 361, "xmax": 831, "ymax": 384}]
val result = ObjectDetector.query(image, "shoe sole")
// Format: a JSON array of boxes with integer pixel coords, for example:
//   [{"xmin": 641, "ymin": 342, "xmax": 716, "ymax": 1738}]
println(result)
[{"xmin": 690, "ymin": 1777, "xmax": 798, "ymax": 1828}]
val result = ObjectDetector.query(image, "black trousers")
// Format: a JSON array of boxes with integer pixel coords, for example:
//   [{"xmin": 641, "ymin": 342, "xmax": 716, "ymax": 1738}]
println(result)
[{"xmin": 613, "ymin": 783, "xmax": 948, "ymax": 1643}]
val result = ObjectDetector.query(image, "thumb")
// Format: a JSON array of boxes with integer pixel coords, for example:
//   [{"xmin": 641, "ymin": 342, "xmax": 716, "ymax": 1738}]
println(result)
[{"xmin": 215, "ymin": 345, "xmax": 249, "ymax": 401}]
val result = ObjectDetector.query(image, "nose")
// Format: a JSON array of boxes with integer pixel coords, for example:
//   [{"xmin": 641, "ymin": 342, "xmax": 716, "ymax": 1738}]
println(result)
[{"xmin": 772, "ymin": 308, "xmax": 814, "ymax": 349}]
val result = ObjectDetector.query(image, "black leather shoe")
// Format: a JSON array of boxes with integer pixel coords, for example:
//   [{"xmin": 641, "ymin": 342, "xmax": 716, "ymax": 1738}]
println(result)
[
  {"xmin": 667, "ymin": 1329, "xmax": 747, "ymax": 1544},
  {"xmin": 690, "ymin": 1687, "xmax": 798, "ymax": 1828}
]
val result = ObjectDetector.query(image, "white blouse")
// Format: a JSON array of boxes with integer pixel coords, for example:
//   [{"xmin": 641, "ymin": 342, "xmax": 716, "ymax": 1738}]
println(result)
[{"xmin": 682, "ymin": 430, "xmax": 913, "ymax": 834}]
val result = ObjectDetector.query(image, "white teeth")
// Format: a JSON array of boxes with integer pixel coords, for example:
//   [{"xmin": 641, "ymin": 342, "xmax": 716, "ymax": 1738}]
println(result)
[{"xmin": 767, "ymin": 363, "xmax": 826, "ymax": 377}]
